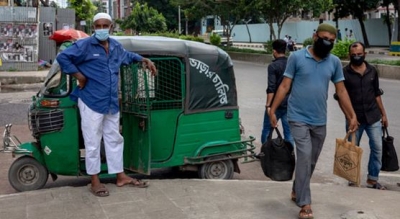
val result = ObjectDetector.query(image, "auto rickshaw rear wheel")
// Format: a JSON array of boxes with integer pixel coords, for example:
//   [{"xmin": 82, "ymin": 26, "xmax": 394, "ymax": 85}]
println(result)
[
  {"xmin": 8, "ymin": 156, "xmax": 49, "ymax": 192},
  {"xmin": 198, "ymin": 156, "xmax": 234, "ymax": 179}
]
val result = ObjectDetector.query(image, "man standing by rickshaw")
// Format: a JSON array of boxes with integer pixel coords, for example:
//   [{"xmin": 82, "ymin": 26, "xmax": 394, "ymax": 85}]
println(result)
[{"xmin": 57, "ymin": 12, "xmax": 157, "ymax": 197}]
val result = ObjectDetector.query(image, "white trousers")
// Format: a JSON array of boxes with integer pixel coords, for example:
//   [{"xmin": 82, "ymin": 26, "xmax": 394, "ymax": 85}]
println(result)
[{"xmin": 78, "ymin": 99, "xmax": 124, "ymax": 175}]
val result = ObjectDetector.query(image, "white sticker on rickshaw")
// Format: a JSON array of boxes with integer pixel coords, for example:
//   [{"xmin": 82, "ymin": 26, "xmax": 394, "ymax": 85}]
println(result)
[
  {"xmin": 189, "ymin": 58, "xmax": 229, "ymax": 104},
  {"xmin": 44, "ymin": 146, "xmax": 52, "ymax": 155}
]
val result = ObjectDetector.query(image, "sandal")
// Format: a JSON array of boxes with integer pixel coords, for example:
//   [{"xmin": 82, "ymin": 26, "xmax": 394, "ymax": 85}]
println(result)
[
  {"xmin": 299, "ymin": 206, "xmax": 314, "ymax": 219},
  {"xmin": 367, "ymin": 182, "xmax": 387, "ymax": 190},
  {"xmin": 348, "ymin": 181, "xmax": 357, "ymax": 187},
  {"xmin": 117, "ymin": 179, "xmax": 149, "ymax": 188},
  {"xmin": 291, "ymin": 191, "xmax": 296, "ymax": 202},
  {"xmin": 89, "ymin": 184, "xmax": 109, "ymax": 197}
]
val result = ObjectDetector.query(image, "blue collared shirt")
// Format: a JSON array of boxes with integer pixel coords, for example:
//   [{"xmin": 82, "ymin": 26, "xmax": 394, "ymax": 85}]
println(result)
[
  {"xmin": 283, "ymin": 46, "xmax": 344, "ymax": 125},
  {"xmin": 57, "ymin": 36, "xmax": 143, "ymax": 114}
]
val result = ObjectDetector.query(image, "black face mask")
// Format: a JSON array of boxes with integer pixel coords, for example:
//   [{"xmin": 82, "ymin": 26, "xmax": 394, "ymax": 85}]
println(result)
[
  {"xmin": 350, "ymin": 55, "xmax": 365, "ymax": 66},
  {"xmin": 313, "ymin": 37, "xmax": 334, "ymax": 59}
]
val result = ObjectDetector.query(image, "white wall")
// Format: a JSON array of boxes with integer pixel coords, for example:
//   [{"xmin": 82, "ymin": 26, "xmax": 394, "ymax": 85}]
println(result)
[{"xmin": 230, "ymin": 18, "xmax": 399, "ymax": 46}]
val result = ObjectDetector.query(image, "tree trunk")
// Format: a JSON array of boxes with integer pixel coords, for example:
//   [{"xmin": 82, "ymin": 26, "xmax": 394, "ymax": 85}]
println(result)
[
  {"xmin": 269, "ymin": 22, "xmax": 276, "ymax": 41},
  {"xmin": 358, "ymin": 17, "xmax": 370, "ymax": 47},
  {"xmin": 319, "ymin": 13, "xmax": 324, "ymax": 24},
  {"xmin": 397, "ymin": 0, "xmax": 400, "ymax": 41},
  {"xmin": 245, "ymin": 23, "xmax": 252, "ymax": 43},
  {"xmin": 185, "ymin": 16, "xmax": 188, "ymax": 35},
  {"xmin": 385, "ymin": 4, "xmax": 392, "ymax": 45},
  {"xmin": 277, "ymin": 24, "xmax": 282, "ymax": 39}
]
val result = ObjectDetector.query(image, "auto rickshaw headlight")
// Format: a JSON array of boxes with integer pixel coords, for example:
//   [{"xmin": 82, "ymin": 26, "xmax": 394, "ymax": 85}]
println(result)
[{"xmin": 40, "ymin": 99, "xmax": 60, "ymax": 108}]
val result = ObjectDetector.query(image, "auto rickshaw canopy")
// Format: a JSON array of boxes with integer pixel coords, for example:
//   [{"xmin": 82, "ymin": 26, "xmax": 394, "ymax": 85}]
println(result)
[{"xmin": 112, "ymin": 36, "xmax": 238, "ymax": 113}]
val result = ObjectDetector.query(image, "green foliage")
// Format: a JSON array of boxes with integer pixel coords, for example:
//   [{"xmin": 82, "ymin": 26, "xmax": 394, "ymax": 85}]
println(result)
[
  {"xmin": 369, "ymin": 59, "xmax": 400, "ymax": 66},
  {"xmin": 131, "ymin": 31, "xmax": 204, "ymax": 43},
  {"xmin": 142, "ymin": 31, "xmax": 180, "ymax": 38},
  {"xmin": 303, "ymin": 37, "xmax": 314, "ymax": 47},
  {"xmin": 222, "ymin": 46, "xmax": 268, "ymax": 54},
  {"xmin": 331, "ymin": 39, "xmax": 356, "ymax": 59},
  {"xmin": 264, "ymin": 40, "xmax": 273, "ymax": 53},
  {"xmin": 120, "ymin": 3, "xmax": 167, "ymax": 33},
  {"xmin": 303, "ymin": 0, "xmax": 334, "ymax": 19},
  {"xmin": 113, "ymin": 32, "xmax": 127, "ymax": 36},
  {"xmin": 210, "ymin": 33, "xmax": 221, "ymax": 46},
  {"xmin": 179, "ymin": 35, "xmax": 204, "ymax": 43},
  {"xmin": 68, "ymin": 0, "xmax": 97, "ymax": 22}
]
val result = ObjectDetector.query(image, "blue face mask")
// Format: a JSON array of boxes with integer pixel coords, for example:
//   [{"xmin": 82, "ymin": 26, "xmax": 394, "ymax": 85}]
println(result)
[{"xmin": 94, "ymin": 29, "xmax": 109, "ymax": 41}]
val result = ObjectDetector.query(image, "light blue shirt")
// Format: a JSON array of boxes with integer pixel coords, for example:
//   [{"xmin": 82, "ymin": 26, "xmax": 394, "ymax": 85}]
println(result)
[
  {"xmin": 57, "ymin": 36, "xmax": 143, "ymax": 114},
  {"xmin": 283, "ymin": 46, "xmax": 344, "ymax": 126}
]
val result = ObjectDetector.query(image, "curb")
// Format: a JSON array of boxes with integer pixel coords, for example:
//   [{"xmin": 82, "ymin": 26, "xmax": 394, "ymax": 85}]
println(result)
[
  {"xmin": 0, "ymin": 75, "xmax": 46, "ymax": 85},
  {"xmin": 368, "ymin": 50, "xmax": 389, "ymax": 55},
  {"xmin": 233, "ymin": 43, "xmax": 264, "ymax": 49}
]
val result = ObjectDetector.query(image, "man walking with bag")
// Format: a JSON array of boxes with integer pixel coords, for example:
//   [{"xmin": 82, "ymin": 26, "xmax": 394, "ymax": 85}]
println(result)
[
  {"xmin": 269, "ymin": 23, "xmax": 358, "ymax": 219},
  {"xmin": 339, "ymin": 42, "xmax": 388, "ymax": 190},
  {"xmin": 260, "ymin": 39, "xmax": 294, "ymax": 146}
]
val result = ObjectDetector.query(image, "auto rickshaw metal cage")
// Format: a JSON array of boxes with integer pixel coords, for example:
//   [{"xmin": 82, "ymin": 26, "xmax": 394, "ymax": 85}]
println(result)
[{"xmin": 121, "ymin": 57, "xmax": 185, "ymax": 115}]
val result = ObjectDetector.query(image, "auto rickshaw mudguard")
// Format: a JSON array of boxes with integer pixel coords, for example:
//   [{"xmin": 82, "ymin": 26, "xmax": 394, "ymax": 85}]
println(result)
[
  {"xmin": 194, "ymin": 140, "xmax": 238, "ymax": 157},
  {"xmin": 13, "ymin": 142, "xmax": 46, "ymax": 166}
]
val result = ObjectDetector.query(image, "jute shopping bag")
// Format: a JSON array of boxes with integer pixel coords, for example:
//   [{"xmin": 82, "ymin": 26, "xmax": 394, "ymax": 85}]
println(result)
[{"xmin": 333, "ymin": 132, "xmax": 363, "ymax": 186}]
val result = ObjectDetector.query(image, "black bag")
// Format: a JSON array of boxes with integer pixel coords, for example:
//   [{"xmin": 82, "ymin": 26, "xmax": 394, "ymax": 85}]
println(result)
[
  {"xmin": 381, "ymin": 127, "xmax": 399, "ymax": 171},
  {"xmin": 260, "ymin": 127, "xmax": 295, "ymax": 181}
]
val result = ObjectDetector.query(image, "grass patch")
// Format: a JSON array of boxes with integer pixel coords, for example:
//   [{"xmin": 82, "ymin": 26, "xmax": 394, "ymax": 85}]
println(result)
[
  {"xmin": 368, "ymin": 59, "xmax": 400, "ymax": 66},
  {"xmin": 221, "ymin": 46, "xmax": 269, "ymax": 54}
]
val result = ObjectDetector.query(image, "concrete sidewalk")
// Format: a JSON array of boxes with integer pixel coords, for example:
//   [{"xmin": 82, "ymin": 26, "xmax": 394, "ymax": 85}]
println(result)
[{"xmin": 0, "ymin": 179, "xmax": 399, "ymax": 219}]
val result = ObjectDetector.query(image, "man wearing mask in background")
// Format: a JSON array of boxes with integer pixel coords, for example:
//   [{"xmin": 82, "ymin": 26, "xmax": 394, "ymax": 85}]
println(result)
[
  {"xmin": 57, "ymin": 12, "xmax": 157, "ymax": 197},
  {"xmin": 269, "ymin": 23, "xmax": 358, "ymax": 219},
  {"xmin": 338, "ymin": 42, "xmax": 388, "ymax": 190}
]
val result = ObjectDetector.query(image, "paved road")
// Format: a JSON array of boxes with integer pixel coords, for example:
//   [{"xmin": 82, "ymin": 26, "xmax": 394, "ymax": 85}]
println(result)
[{"xmin": 1, "ymin": 60, "xmax": 400, "ymax": 195}]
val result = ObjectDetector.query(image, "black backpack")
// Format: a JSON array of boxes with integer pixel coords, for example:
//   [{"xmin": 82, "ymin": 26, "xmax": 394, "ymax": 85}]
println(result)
[
  {"xmin": 260, "ymin": 127, "xmax": 295, "ymax": 181},
  {"xmin": 381, "ymin": 127, "xmax": 399, "ymax": 171}
]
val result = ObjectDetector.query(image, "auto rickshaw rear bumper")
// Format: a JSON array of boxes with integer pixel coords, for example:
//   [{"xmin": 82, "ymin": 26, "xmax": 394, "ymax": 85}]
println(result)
[{"xmin": 183, "ymin": 136, "xmax": 257, "ymax": 165}]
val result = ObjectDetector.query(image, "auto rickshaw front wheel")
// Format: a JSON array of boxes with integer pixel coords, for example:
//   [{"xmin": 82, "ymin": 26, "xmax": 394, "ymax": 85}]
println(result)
[
  {"xmin": 198, "ymin": 156, "xmax": 234, "ymax": 179},
  {"xmin": 8, "ymin": 156, "xmax": 49, "ymax": 192}
]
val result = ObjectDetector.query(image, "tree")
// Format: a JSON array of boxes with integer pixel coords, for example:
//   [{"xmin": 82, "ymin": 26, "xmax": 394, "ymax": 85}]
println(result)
[
  {"xmin": 257, "ymin": 0, "xmax": 303, "ymax": 40},
  {"xmin": 334, "ymin": 0, "xmax": 380, "ymax": 47},
  {"xmin": 120, "ymin": 3, "xmax": 167, "ymax": 33},
  {"xmin": 170, "ymin": 0, "xmax": 216, "ymax": 34},
  {"xmin": 135, "ymin": 0, "xmax": 181, "ymax": 31},
  {"xmin": 68, "ymin": 0, "xmax": 97, "ymax": 31},
  {"xmin": 303, "ymin": 0, "xmax": 335, "ymax": 24},
  {"xmin": 381, "ymin": 0, "xmax": 396, "ymax": 44},
  {"xmin": 214, "ymin": 0, "xmax": 255, "ymax": 45}
]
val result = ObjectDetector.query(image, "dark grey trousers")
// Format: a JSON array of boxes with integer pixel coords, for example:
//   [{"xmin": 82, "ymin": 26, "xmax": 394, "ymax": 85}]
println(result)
[{"xmin": 290, "ymin": 122, "xmax": 326, "ymax": 207}]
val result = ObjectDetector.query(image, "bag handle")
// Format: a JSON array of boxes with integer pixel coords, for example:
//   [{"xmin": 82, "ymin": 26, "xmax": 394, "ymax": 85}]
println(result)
[
  {"xmin": 344, "ymin": 131, "xmax": 356, "ymax": 145},
  {"xmin": 382, "ymin": 126, "xmax": 389, "ymax": 138},
  {"xmin": 267, "ymin": 127, "xmax": 283, "ymax": 140}
]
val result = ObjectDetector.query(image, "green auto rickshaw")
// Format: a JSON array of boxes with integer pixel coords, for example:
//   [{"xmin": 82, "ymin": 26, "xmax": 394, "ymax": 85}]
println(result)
[{"xmin": 1, "ymin": 36, "xmax": 256, "ymax": 192}]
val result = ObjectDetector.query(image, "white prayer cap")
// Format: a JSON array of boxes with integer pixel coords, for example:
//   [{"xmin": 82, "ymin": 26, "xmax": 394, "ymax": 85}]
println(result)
[{"xmin": 93, "ymin": 13, "xmax": 112, "ymax": 23}]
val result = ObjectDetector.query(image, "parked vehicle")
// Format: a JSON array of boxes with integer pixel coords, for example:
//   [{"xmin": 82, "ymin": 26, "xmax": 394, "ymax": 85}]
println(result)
[
  {"xmin": 1, "ymin": 36, "xmax": 255, "ymax": 192},
  {"xmin": 202, "ymin": 30, "xmax": 233, "ymax": 46}
]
